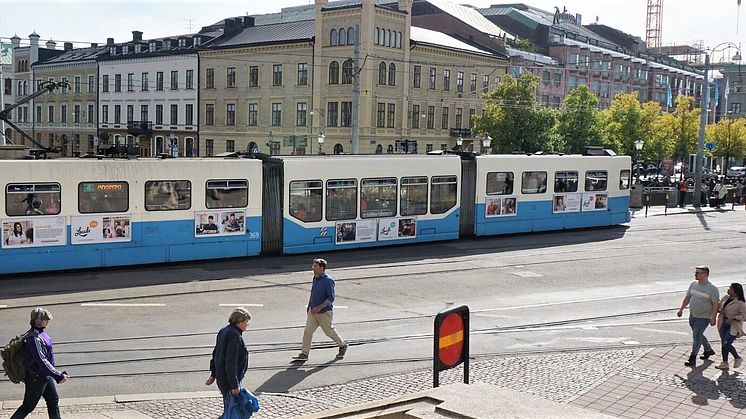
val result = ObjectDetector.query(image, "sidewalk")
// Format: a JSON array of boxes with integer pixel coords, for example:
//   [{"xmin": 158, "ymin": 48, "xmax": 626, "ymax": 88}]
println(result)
[
  {"xmin": 631, "ymin": 204, "xmax": 743, "ymax": 218},
  {"xmin": 2, "ymin": 343, "xmax": 745, "ymax": 418}
]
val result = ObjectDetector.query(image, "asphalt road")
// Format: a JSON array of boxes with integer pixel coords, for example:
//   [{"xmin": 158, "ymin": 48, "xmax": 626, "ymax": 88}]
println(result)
[{"xmin": 1, "ymin": 209, "xmax": 745, "ymax": 400}]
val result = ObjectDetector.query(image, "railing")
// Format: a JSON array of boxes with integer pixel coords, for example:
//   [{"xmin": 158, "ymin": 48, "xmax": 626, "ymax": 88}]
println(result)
[
  {"xmin": 126, "ymin": 121, "xmax": 153, "ymax": 135},
  {"xmin": 449, "ymin": 128, "xmax": 472, "ymax": 138}
]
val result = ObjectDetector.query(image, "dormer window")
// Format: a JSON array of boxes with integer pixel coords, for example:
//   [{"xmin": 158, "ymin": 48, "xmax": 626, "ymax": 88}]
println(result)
[
  {"xmin": 110, "ymin": 46, "xmax": 116, "ymax": 55},
  {"xmin": 122, "ymin": 45, "xmax": 129, "ymax": 54},
  {"xmin": 134, "ymin": 44, "xmax": 141, "ymax": 53},
  {"xmin": 178, "ymin": 38, "xmax": 185, "ymax": 48},
  {"xmin": 193, "ymin": 37, "xmax": 201, "ymax": 46},
  {"xmin": 149, "ymin": 42, "xmax": 156, "ymax": 52}
]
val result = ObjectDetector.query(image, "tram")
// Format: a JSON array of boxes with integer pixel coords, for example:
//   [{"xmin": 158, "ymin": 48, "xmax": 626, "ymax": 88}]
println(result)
[{"xmin": 0, "ymin": 152, "xmax": 630, "ymax": 274}]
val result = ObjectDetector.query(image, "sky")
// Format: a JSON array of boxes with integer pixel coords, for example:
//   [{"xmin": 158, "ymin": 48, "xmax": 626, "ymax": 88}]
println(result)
[{"xmin": 0, "ymin": 0, "xmax": 744, "ymax": 60}]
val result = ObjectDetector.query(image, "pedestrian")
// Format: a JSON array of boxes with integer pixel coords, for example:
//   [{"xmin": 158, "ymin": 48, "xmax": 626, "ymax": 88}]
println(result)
[
  {"xmin": 11, "ymin": 308, "xmax": 68, "ymax": 419},
  {"xmin": 735, "ymin": 181, "xmax": 743, "ymax": 206},
  {"xmin": 677, "ymin": 266, "xmax": 720, "ymax": 367},
  {"xmin": 293, "ymin": 258, "xmax": 348, "ymax": 361},
  {"xmin": 678, "ymin": 176, "xmax": 688, "ymax": 208},
  {"xmin": 713, "ymin": 178, "xmax": 728, "ymax": 208},
  {"xmin": 715, "ymin": 283, "xmax": 746, "ymax": 369},
  {"xmin": 206, "ymin": 307, "xmax": 252, "ymax": 410}
]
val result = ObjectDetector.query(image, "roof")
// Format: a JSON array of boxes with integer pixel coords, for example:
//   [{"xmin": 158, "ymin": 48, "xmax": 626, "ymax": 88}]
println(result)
[
  {"xmin": 208, "ymin": 20, "xmax": 315, "ymax": 48},
  {"xmin": 411, "ymin": 26, "xmax": 491, "ymax": 55},
  {"xmin": 35, "ymin": 45, "xmax": 108, "ymax": 66},
  {"xmin": 214, "ymin": 1, "xmax": 400, "ymax": 27},
  {"xmin": 506, "ymin": 47, "xmax": 556, "ymax": 65},
  {"xmin": 419, "ymin": 0, "xmax": 513, "ymax": 39}
]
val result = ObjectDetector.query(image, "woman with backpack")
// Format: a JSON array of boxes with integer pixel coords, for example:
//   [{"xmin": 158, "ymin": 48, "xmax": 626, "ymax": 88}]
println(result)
[
  {"xmin": 10, "ymin": 308, "xmax": 68, "ymax": 419},
  {"xmin": 715, "ymin": 283, "xmax": 746, "ymax": 370}
]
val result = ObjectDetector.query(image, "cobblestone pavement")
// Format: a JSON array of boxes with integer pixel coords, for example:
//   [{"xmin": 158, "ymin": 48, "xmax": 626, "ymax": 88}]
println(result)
[{"xmin": 3, "ymin": 344, "xmax": 746, "ymax": 418}]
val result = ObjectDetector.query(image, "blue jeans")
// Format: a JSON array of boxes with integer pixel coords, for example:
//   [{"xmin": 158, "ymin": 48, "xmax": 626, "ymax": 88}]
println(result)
[
  {"xmin": 689, "ymin": 316, "xmax": 713, "ymax": 359},
  {"xmin": 719, "ymin": 323, "xmax": 740, "ymax": 362},
  {"xmin": 10, "ymin": 373, "xmax": 60, "ymax": 419}
]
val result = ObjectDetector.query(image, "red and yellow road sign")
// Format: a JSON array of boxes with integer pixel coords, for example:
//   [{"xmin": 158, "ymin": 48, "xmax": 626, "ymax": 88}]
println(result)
[{"xmin": 438, "ymin": 312, "xmax": 465, "ymax": 367}]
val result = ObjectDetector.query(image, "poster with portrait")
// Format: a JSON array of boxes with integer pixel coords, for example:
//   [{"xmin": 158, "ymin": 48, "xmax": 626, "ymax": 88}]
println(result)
[
  {"xmin": 485, "ymin": 196, "xmax": 518, "ymax": 217},
  {"xmin": 1, "ymin": 217, "xmax": 66, "ymax": 249},
  {"xmin": 71, "ymin": 215, "xmax": 131, "ymax": 244},
  {"xmin": 661, "ymin": 158, "xmax": 674, "ymax": 177},
  {"xmin": 581, "ymin": 193, "xmax": 608, "ymax": 212},
  {"xmin": 194, "ymin": 210, "xmax": 246, "ymax": 237},
  {"xmin": 378, "ymin": 217, "xmax": 418, "ymax": 241},
  {"xmin": 552, "ymin": 194, "xmax": 581, "ymax": 213},
  {"xmin": 335, "ymin": 219, "xmax": 377, "ymax": 244}
]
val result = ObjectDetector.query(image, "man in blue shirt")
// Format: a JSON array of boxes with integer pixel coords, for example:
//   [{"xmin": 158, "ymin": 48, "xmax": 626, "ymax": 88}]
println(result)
[{"xmin": 293, "ymin": 258, "xmax": 348, "ymax": 360}]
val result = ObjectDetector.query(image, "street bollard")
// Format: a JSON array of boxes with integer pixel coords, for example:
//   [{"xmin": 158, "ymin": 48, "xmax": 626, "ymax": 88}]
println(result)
[
  {"xmin": 645, "ymin": 193, "xmax": 650, "ymax": 218},
  {"xmin": 664, "ymin": 193, "xmax": 669, "ymax": 216},
  {"xmin": 733, "ymin": 192, "xmax": 736, "ymax": 211}
]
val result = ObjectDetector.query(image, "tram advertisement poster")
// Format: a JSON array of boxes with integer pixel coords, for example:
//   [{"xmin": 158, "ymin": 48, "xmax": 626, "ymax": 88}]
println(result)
[
  {"xmin": 194, "ymin": 211, "xmax": 245, "ymax": 237},
  {"xmin": 485, "ymin": 197, "xmax": 517, "ymax": 217},
  {"xmin": 71, "ymin": 215, "xmax": 131, "ymax": 244},
  {"xmin": 2, "ymin": 217, "xmax": 66, "ymax": 249},
  {"xmin": 552, "ymin": 194, "xmax": 581, "ymax": 213},
  {"xmin": 335, "ymin": 219, "xmax": 377, "ymax": 244},
  {"xmin": 378, "ymin": 217, "xmax": 417, "ymax": 241},
  {"xmin": 581, "ymin": 193, "xmax": 608, "ymax": 212}
]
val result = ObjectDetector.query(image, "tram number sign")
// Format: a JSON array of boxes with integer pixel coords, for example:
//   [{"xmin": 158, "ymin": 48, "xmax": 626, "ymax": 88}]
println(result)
[{"xmin": 433, "ymin": 305, "xmax": 469, "ymax": 387}]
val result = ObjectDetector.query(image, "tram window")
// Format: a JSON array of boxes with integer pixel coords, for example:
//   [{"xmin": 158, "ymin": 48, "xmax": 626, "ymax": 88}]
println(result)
[
  {"xmin": 78, "ymin": 182, "xmax": 129, "ymax": 213},
  {"xmin": 290, "ymin": 180, "xmax": 322, "ymax": 222},
  {"xmin": 585, "ymin": 170, "xmax": 608, "ymax": 191},
  {"xmin": 430, "ymin": 175, "xmax": 457, "ymax": 214},
  {"xmin": 400, "ymin": 176, "xmax": 428, "ymax": 216},
  {"xmin": 205, "ymin": 179, "xmax": 248, "ymax": 209},
  {"xmin": 486, "ymin": 172, "xmax": 513, "ymax": 195},
  {"xmin": 326, "ymin": 179, "xmax": 357, "ymax": 221},
  {"xmin": 5, "ymin": 183, "xmax": 61, "ymax": 216},
  {"xmin": 554, "ymin": 171, "xmax": 578, "ymax": 193},
  {"xmin": 619, "ymin": 170, "xmax": 631, "ymax": 190},
  {"xmin": 145, "ymin": 180, "xmax": 192, "ymax": 211},
  {"xmin": 360, "ymin": 178, "xmax": 397, "ymax": 218},
  {"xmin": 521, "ymin": 171, "xmax": 547, "ymax": 194}
]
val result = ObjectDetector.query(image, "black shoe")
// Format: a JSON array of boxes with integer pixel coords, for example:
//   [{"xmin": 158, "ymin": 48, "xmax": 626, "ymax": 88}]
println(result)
[
  {"xmin": 685, "ymin": 358, "xmax": 696, "ymax": 367},
  {"xmin": 700, "ymin": 349, "xmax": 716, "ymax": 360},
  {"xmin": 336, "ymin": 344, "xmax": 348, "ymax": 359}
]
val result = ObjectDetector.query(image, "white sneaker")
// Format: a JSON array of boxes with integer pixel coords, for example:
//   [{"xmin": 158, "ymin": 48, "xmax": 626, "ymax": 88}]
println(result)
[
  {"xmin": 735, "ymin": 358, "xmax": 743, "ymax": 369},
  {"xmin": 715, "ymin": 361, "xmax": 730, "ymax": 369}
]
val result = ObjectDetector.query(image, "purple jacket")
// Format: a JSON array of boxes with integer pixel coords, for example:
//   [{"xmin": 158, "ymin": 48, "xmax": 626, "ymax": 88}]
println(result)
[{"xmin": 24, "ymin": 327, "xmax": 65, "ymax": 383}]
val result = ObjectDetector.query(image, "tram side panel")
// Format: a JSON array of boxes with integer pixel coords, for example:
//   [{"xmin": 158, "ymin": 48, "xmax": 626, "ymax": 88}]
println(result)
[
  {"xmin": 473, "ymin": 155, "xmax": 631, "ymax": 236},
  {"xmin": 280, "ymin": 155, "xmax": 462, "ymax": 254}
]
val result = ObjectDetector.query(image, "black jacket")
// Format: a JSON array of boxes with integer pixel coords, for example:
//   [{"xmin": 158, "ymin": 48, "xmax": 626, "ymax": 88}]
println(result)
[{"xmin": 209, "ymin": 323, "xmax": 248, "ymax": 394}]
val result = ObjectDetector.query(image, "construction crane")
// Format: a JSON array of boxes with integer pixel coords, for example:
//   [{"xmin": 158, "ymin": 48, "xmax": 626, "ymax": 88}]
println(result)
[{"xmin": 645, "ymin": 0, "xmax": 663, "ymax": 50}]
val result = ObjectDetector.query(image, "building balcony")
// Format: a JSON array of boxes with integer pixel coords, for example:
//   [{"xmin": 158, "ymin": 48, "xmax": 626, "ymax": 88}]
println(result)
[
  {"xmin": 127, "ymin": 121, "xmax": 153, "ymax": 136},
  {"xmin": 450, "ymin": 128, "xmax": 472, "ymax": 138}
]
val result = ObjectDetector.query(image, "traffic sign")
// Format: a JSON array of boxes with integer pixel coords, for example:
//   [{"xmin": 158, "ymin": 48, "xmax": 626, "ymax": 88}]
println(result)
[
  {"xmin": 705, "ymin": 142, "xmax": 716, "ymax": 151},
  {"xmin": 433, "ymin": 305, "xmax": 469, "ymax": 387}
]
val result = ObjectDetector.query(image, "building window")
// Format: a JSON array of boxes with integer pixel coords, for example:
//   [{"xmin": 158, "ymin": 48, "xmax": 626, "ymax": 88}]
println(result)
[
  {"xmin": 339, "ymin": 28, "xmax": 346, "ymax": 46},
  {"xmin": 35, "ymin": 106, "xmax": 41, "ymax": 123},
  {"xmin": 378, "ymin": 62, "xmax": 387, "ymax": 85},
  {"xmin": 443, "ymin": 69, "xmax": 450, "ymax": 91},
  {"xmin": 469, "ymin": 109, "xmax": 476, "ymax": 129},
  {"xmin": 114, "ymin": 105, "xmax": 121, "ymax": 124},
  {"xmin": 272, "ymin": 64, "xmax": 283, "ymax": 86},
  {"xmin": 186, "ymin": 69, "xmax": 194, "ymax": 89},
  {"xmin": 249, "ymin": 66, "xmax": 258, "ymax": 87},
  {"xmin": 156, "ymin": 72, "xmax": 164, "ymax": 90},
  {"xmin": 427, "ymin": 106, "xmax": 435, "ymax": 129},
  {"xmin": 470, "ymin": 73, "xmax": 477, "ymax": 93},
  {"xmin": 483, "ymin": 75, "xmax": 490, "ymax": 93},
  {"xmin": 455, "ymin": 108, "xmax": 463, "ymax": 129},
  {"xmin": 127, "ymin": 105, "xmax": 134, "ymax": 123},
  {"xmin": 377, "ymin": 103, "xmax": 385, "ymax": 127},
  {"xmin": 227, "ymin": 67, "xmax": 236, "ymax": 88},
  {"xmin": 170, "ymin": 104, "xmax": 178, "ymax": 125},
  {"xmin": 429, "ymin": 67, "xmax": 436, "ymax": 89},
  {"xmin": 157, "ymin": 104, "xmax": 164, "ymax": 125},
  {"xmin": 329, "ymin": 61, "xmax": 339, "ymax": 84},
  {"xmin": 387, "ymin": 103, "xmax": 395, "ymax": 128},
  {"xmin": 411, "ymin": 105, "xmax": 420, "ymax": 129},
  {"xmin": 149, "ymin": 42, "xmax": 156, "ymax": 52},
  {"xmin": 296, "ymin": 102, "xmax": 307, "ymax": 126},
  {"xmin": 86, "ymin": 75, "xmax": 94, "ymax": 93},
  {"xmin": 114, "ymin": 74, "xmax": 121, "ymax": 92},
  {"xmin": 732, "ymin": 103, "xmax": 742, "ymax": 114},
  {"xmin": 441, "ymin": 107, "xmax": 449, "ymax": 129},
  {"xmin": 99, "ymin": 105, "xmax": 105, "ymax": 124},
  {"xmin": 226, "ymin": 104, "xmax": 236, "ymax": 126},
  {"xmin": 327, "ymin": 102, "xmax": 338, "ymax": 127},
  {"xmin": 413, "ymin": 65, "xmax": 421, "ymax": 88},
  {"xmin": 226, "ymin": 139, "xmax": 235, "ymax": 152},
  {"xmin": 342, "ymin": 60, "xmax": 353, "ymax": 84},
  {"xmin": 298, "ymin": 63, "xmax": 308, "ymax": 85},
  {"xmin": 388, "ymin": 63, "xmax": 396, "ymax": 86},
  {"xmin": 87, "ymin": 104, "xmax": 94, "ymax": 124},
  {"xmin": 456, "ymin": 71, "xmax": 463, "ymax": 92},
  {"xmin": 185, "ymin": 104, "xmax": 193, "ymax": 126},
  {"xmin": 127, "ymin": 73, "xmax": 134, "ymax": 91},
  {"xmin": 102, "ymin": 75, "xmax": 109, "ymax": 92},
  {"xmin": 206, "ymin": 139, "xmax": 214, "ymax": 156},
  {"xmin": 170, "ymin": 71, "xmax": 178, "ymax": 90},
  {"xmin": 206, "ymin": 68, "xmax": 214, "ymax": 89},
  {"xmin": 271, "ymin": 103, "xmax": 282, "ymax": 126},
  {"xmin": 140, "ymin": 104, "xmax": 148, "ymax": 122},
  {"xmin": 330, "ymin": 29, "xmax": 338, "ymax": 46},
  {"xmin": 74, "ymin": 76, "xmax": 81, "ymax": 93},
  {"xmin": 340, "ymin": 101, "xmax": 352, "ymax": 127},
  {"xmin": 248, "ymin": 103, "xmax": 257, "ymax": 126},
  {"xmin": 347, "ymin": 27, "xmax": 354, "ymax": 44},
  {"xmin": 374, "ymin": 28, "xmax": 379, "ymax": 45}
]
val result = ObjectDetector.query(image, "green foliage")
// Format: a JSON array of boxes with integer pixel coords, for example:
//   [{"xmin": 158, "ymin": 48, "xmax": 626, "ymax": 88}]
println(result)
[
  {"xmin": 599, "ymin": 93, "xmax": 644, "ymax": 155},
  {"xmin": 669, "ymin": 95, "xmax": 701, "ymax": 161},
  {"xmin": 556, "ymin": 85, "xmax": 603, "ymax": 154},
  {"xmin": 513, "ymin": 37, "xmax": 533, "ymax": 52},
  {"xmin": 706, "ymin": 117, "xmax": 746, "ymax": 168},
  {"xmin": 473, "ymin": 72, "xmax": 559, "ymax": 154}
]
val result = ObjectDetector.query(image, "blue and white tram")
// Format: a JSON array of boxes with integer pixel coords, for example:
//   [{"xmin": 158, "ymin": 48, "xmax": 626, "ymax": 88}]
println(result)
[
  {"xmin": 264, "ymin": 155, "xmax": 462, "ymax": 254},
  {"xmin": 471, "ymin": 154, "xmax": 631, "ymax": 236},
  {"xmin": 0, "ymin": 159, "xmax": 262, "ymax": 274}
]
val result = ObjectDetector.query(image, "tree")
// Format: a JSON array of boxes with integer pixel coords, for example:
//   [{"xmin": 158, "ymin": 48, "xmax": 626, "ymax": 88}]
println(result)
[
  {"xmin": 706, "ymin": 117, "xmax": 746, "ymax": 172},
  {"xmin": 645, "ymin": 102, "xmax": 676, "ymax": 161},
  {"xmin": 513, "ymin": 37, "xmax": 533, "ymax": 52},
  {"xmin": 473, "ymin": 72, "xmax": 560, "ymax": 154},
  {"xmin": 669, "ymin": 95, "xmax": 700, "ymax": 163},
  {"xmin": 599, "ymin": 93, "xmax": 645, "ymax": 155},
  {"xmin": 556, "ymin": 84, "xmax": 603, "ymax": 153}
]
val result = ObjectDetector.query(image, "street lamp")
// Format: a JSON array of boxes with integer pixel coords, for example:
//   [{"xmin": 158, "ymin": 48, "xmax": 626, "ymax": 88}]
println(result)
[
  {"xmin": 317, "ymin": 132, "xmax": 325, "ymax": 155},
  {"xmin": 456, "ymin": 136, "xmax": 463, "ymax": 151},
  {"xmin": 694, "ymin": 42, "xmax": 742, "ymax": 206},
  {"xmin": 634, "ymin": 139, "xmax": 644, "ymax": 184},
  {"xmin": 481, "ymin": 134, "xmax": 492, "ymax": 154}
]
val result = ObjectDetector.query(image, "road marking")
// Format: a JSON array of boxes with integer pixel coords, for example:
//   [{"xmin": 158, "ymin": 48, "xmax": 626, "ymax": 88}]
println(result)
[
  {"xmin": 622, "ymin": 341, "xmax": 641, "ymax": 345},
  {"xmin": 218, "ymin": 304, "xmax": 264, "ymax": 307},
  {"xmin": 80, "ymin": 303, "xmax": 166, "ymax": 307},
  {"xmin": 634, "ymin": 327, "xmax": 689, "ymax": 336},
  {"xmin": 512, "ymin": 271, "xmax": 543, "ymax": 278},
  {"xmin": 473, "ymin": 313, "xmax": 520, "ymax": 319},
  {"xmin": 0, "ymin": 305, "xmax": 7, "ymax": 308}
]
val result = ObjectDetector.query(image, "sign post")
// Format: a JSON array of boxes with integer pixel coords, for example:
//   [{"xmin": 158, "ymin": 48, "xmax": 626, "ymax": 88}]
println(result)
[{"xmin": 433, "ymin": 305, "xmax": 469, "ymax": 387}]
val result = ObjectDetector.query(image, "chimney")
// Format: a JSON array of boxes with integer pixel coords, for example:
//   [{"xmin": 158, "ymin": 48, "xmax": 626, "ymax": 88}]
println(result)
[
  {"xmin": 10, "ymin": 34, "xmax": 21, "ymax": 49},
  {"xmin": 64, "ymin": 42, "xmax": 73, "ymax": 51},
  {"xmin": 46, "ymin": 39, "xmax": 56, "ymax": 49},
  {"xmin": 91, "ymin": 43, "xmax": 98, "ymax": 48},
  {"xmin": 224, "ymin": 19, "xmax": 237, "ymax": 35},
  {"xmin": 242, "ymin": 16, "xmax": 255, "ymax": 28},
  {"xmin": 106, "ymin": 37, "xmax": 115, "ymax": 46},
  {"xmin": 29, "ymin": 31, "xmax": 40, "ymax": 64},
  {"xmin": 397, "ymin": 0, "xmax": 412, "ymax": 13},
  {"xmin": 132, "ymin": 31, "xmax": 143, "ymax": 42}
]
